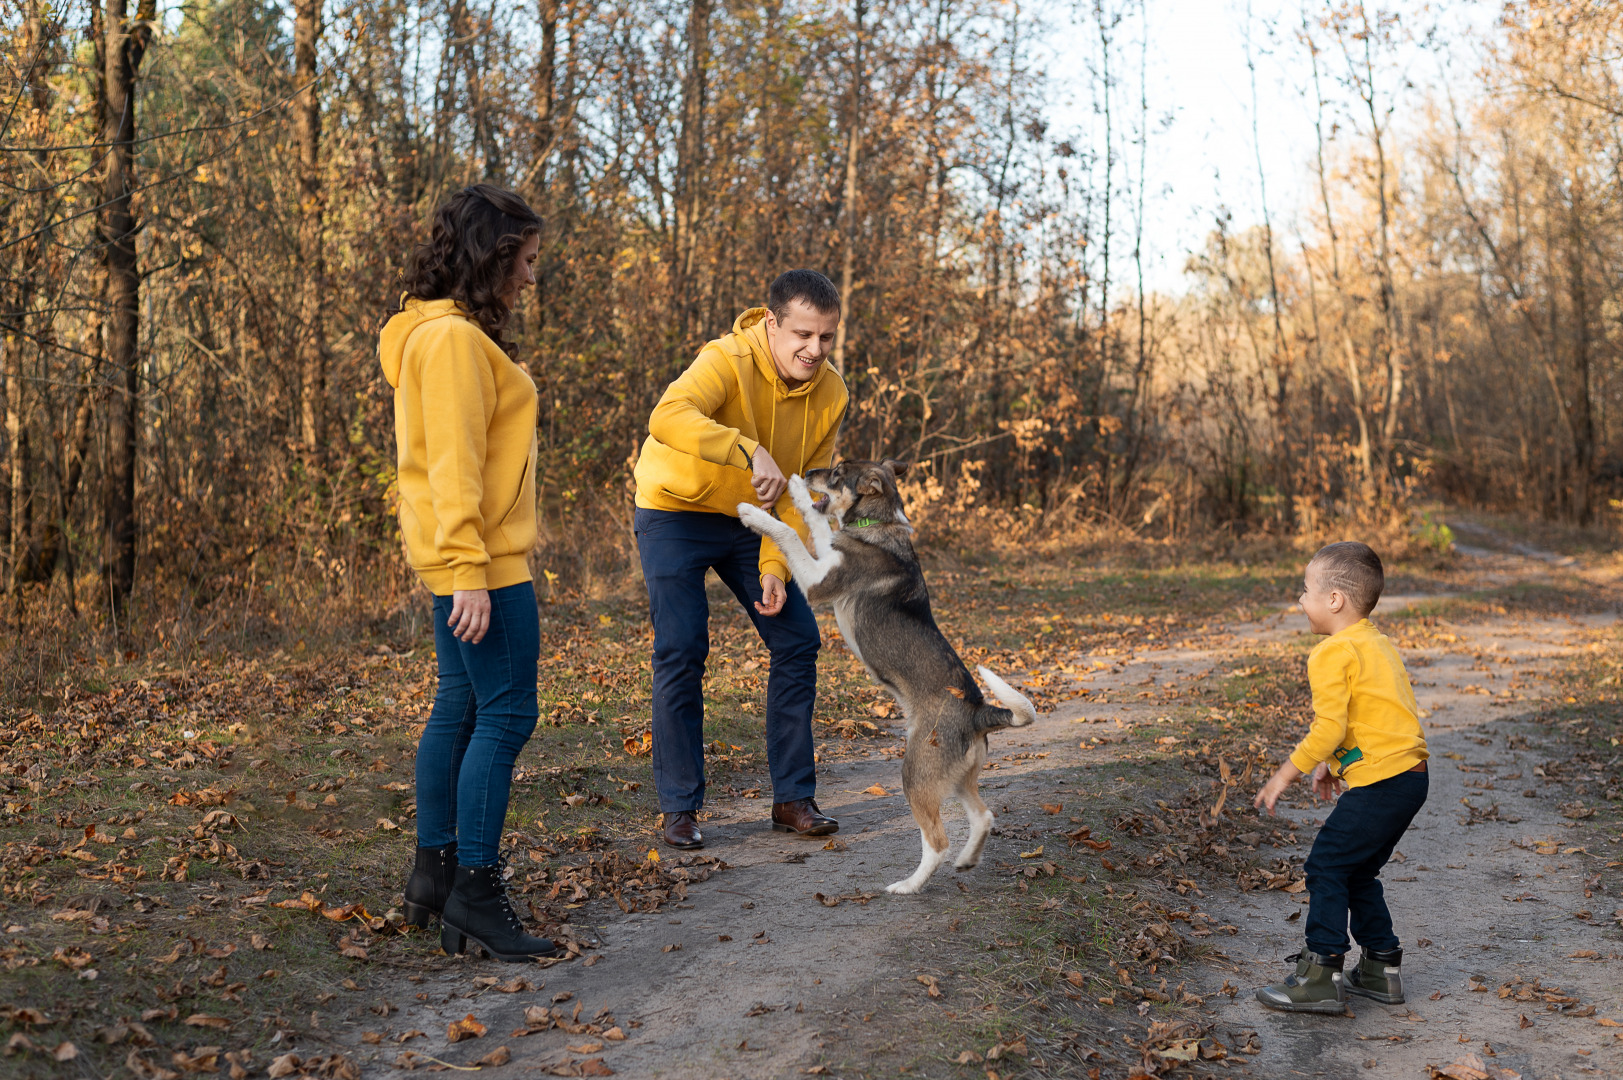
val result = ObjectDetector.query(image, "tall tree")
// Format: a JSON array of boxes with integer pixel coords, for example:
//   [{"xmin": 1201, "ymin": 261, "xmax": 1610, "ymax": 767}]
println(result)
[
  {"xmin": 101, "ymin": 0, "xmax": 156, "ymax": 611},
  {"xmin": 294, "ymin": 0, "xmax": 328, "ymax": 462},
  {"xmin": 673, "ymin": 0, "xmax": 712, "ymax": 344},
  {"xmin": 830, "ymin": 0, "xmax": 866, "ymax": 377}
]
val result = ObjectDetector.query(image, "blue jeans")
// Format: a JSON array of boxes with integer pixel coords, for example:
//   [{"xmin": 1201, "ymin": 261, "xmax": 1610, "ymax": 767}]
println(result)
[
  {"xmin": 1303, "ymin": 768, "xmax": 1429, "ymax": 955},
  {"xmin": 415, "ymin": 582, "xmax": 540, "ymax": 866},
  {"xmin": 634, "ymin": 508, "xmax": 821, "ymax": 812}
]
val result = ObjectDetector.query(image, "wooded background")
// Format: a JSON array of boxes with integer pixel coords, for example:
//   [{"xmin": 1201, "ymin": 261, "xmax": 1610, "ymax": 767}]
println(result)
[{"xmin": 0, "ymin": 0, "xmax": 1619, "ymax": 648}]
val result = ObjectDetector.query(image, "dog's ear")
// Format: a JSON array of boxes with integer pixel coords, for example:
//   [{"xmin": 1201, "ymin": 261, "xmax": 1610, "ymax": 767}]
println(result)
[
  {"xmin": 857, "ymin": 474, "xmax": 885, "ymax": 496},
  {"xmin": 881, "ymin": 459, "xmax": 911, "ymax": 478}
]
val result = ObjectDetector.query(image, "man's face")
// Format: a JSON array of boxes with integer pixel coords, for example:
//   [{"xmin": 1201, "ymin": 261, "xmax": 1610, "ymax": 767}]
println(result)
[{"xmin": 764, "ymin": 299, "xmax": 840, "ymax": 386}]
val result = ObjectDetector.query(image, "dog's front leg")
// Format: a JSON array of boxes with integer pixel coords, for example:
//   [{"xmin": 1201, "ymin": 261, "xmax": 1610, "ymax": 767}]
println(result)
[
  {"xmin": 736, "ymin": 503, "xmax": 843, "ymax": 588},
  {"xmin": 786, "ymin": 474, "xmax": 836, "ymax": 559}
]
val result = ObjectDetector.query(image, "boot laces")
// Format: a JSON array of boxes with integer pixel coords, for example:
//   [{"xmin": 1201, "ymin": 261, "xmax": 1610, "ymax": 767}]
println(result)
[{"xmin": 492, "ymin": 854, "xmax": 524, "ymax": 931}]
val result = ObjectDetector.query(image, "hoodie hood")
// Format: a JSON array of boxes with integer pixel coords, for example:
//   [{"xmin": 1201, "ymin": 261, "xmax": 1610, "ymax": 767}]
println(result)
[
  {"xmin": 733, "ymin": 306, "xmax": 835, "ymax": 399},
  {"xmin": 379, "ymin": 297, "xmax": 465, "ymax": 388}
]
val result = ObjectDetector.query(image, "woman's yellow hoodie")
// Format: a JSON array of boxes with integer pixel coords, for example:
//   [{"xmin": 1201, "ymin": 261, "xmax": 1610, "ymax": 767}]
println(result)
[
  {"xmin": 379, "ymin": 298, "xmax": 537, "ymax": 595},
  {"xmin": 634, "ymin": 307, "xmax": 848, "ymax": 583}
]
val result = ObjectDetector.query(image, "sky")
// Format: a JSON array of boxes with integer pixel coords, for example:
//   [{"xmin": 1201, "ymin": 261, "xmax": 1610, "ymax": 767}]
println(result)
[{"xmin": 1043, "ymin": 0, "xmax": 1499, "ymax": 294}]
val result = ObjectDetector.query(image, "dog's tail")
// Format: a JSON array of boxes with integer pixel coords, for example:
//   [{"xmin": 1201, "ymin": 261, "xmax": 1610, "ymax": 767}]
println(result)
[{"xmin": 975, "ymin": 665, "xmax": 1038, "ymax": 729}]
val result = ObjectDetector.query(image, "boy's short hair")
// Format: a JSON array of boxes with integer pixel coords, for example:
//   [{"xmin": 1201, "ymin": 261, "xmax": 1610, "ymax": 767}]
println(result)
[
  {"xmin": 768, "ymin": 269, "xmax": 841, "ymax": 322},
  {"xmin": 1311, "ymin": 541, "xmax": 1385, "ymax": 616}
]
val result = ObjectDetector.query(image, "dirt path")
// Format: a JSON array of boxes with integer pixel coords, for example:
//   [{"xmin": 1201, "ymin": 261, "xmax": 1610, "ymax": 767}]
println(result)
[{"xmin": 356, "ymin": 535, "xmax": 1620, "ymax": 1079}]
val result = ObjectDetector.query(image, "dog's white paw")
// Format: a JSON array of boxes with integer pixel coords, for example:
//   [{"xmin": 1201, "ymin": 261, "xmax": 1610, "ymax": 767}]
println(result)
[
  {"xmin": 787, "ymin": 474, "xmax": 813, "ymax": 513},
  {"xmin": 737, "ymin": 503, "xmax": 774, "ymax": 531},
  {"xmin": 953, "ymin": 854, "xmax": 981, "ymax": 871},
  {"xmin": 885, "ymin": 879, "xmax": 922, "ymax": 895}
]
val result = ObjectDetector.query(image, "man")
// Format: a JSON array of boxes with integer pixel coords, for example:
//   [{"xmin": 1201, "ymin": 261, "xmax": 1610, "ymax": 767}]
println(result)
[{"xmin": 633, "ymin": 269, "xmax": 849, "ymax": 849}]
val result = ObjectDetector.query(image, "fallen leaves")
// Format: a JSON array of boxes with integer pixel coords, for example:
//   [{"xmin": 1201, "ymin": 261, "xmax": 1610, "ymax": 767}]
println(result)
[
  {"xmin": 446, "ymin": 1015, "xmax": 488, "ymax": 1042},
  {"xmin": 861, "ymin": 784, "xmax": 890, "ymax": 797},
  {"xmin": 916, "ymin": 974, "xmax": 942, "ymax": 998},
  {"xmin": 1426, "ymin": 1053, "xmax": 1522, "ymax": 1080}
]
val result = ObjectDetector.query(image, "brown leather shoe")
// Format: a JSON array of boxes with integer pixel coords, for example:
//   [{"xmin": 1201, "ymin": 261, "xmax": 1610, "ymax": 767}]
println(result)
[
  {"xmin": 771, "ymin": 798, "xmax": 839, "ymax": 837},
  {"xmin": 662, "ymin": 811, "xmax": 704, "ymax": 850}
]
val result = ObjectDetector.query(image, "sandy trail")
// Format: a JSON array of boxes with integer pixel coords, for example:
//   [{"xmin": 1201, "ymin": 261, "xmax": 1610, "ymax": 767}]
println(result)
[{"xmin": 355, "ymin": 536, "xmax": 1619, "ymax": 1078}]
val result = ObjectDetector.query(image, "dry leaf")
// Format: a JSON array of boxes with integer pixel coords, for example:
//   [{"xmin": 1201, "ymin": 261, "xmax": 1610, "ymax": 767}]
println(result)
[
  {"xmin": 52, "ymin": 1041, "xmax": 79, "ymax": 1062},
  {"xmin": 182, "ymin": 1015, "xmax": 230, "ymax": 1030},
  {"xmin": 566, "ymin": 1043, "xmax": 604, "ymax": 1054},
  {"xmin": 1018, "ymin": 847, "xmax": 1044, "ymax": 859},
  {"xmin": 266, "ymin": 1054, "xmax": 302, "ymax": 1078},
  {"xmin": 446, "ymin": 1015, "xmax": 488, "ymax": 1042},
  {"xmin": 862, "ymin": 784, "xmax": 889, "ymax": 797},
  {"xmin": 474, "ymin": 1046, "xmax": 511, "ymax": 1067},
  {"xmin": 1041, "ymin": 804, "xmax": 1063, "ymax": 814},
  {"xmin": 601, "ymin": 1027, "xmax": 626, "ymax": 1042},
  {"xmin": 916, "ymin": 975, "xmax": 941, "ymax": 998}
]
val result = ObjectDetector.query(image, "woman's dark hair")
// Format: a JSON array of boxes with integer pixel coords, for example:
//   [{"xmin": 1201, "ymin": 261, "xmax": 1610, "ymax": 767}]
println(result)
[{"xmin": 401, "ymin": 185, "xmax": 541, "ymax": 352}]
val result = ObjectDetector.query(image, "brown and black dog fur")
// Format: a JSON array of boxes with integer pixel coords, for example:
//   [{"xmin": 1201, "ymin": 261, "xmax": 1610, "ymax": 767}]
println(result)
[{"xmin": 738, "ymin": 460, "xmax": 1036, "ymax": 894}]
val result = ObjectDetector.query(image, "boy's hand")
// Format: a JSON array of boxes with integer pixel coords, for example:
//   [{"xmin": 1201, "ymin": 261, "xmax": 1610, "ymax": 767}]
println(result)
[
  {"xmin": 1310, "ymin": 761, "xmax": 1343, "ymax": 802},
  {"xmin": 750, "ymin": 447, "xmax": 787, "ymax": 508},
  {"xmin": 1254, "ymin": 761, "xmax": 1305, "ymax": 815}
]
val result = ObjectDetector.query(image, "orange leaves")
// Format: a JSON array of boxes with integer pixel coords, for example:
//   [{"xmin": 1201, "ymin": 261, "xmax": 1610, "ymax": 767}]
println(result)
[
  {"xmin": 622, "ymin": 732, "xmax": 652, "ymax": 756},
  {"xmin": 168, "ymin": 788, "xmax": 236, "ymax": 808},
  {"xmin": 446, "ymin": 1015, "xmax": 488, "ymax": 1043},
  {"xmin": 861, "ymin": 784, "xmax": 890, "ymax": 797},
  {"xmin": 916, "ymin": 974, "xmax": 942, "ymax": 998}
]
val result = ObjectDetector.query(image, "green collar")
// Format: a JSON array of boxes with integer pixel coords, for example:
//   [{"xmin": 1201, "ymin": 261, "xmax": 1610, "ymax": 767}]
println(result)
[{"xmin": 846, "ymin": 517, "xmax": 884, "ymax": 528}]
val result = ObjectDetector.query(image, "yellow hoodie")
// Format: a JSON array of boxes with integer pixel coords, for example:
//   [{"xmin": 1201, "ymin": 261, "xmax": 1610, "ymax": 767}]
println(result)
[
  {"xmin": 379, "ymin": 298, "xmax": 537, "ymax": 595},
  {"xmin": 634, "ymin": 307, "xmax": 848, "ymax": 583}
]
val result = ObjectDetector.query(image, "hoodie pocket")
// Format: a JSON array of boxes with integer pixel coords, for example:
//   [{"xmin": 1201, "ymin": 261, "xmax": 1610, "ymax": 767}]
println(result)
[
  {"xmin": 493, "ymin": 453, "xmax": 536, "ymax": 549},
  {"xmin": 659, "ymin": 478, "xmax": 719, "ymax": 504}
]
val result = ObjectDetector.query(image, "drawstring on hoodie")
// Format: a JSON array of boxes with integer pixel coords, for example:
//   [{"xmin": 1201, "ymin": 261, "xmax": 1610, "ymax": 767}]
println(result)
[{"xmin": 764, "ymin": 377, "xmax": 812, "ymax": 518}]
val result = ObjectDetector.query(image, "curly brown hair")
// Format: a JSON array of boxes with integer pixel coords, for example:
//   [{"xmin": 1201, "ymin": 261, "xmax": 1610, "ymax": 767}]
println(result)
[{"xmin": 401, "ymin": 185, "xmax": 542, "ymax": 354}]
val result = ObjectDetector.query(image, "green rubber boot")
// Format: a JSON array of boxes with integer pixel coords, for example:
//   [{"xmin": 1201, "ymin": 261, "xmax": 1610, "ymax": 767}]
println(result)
[
  {"xmin": 1346, "ymin": 947, "xmax": 1404, "ymax": 1004},
  {"xmin": 1254, "ymin": 949, "xmax": 1348, "ymax": 1014}
]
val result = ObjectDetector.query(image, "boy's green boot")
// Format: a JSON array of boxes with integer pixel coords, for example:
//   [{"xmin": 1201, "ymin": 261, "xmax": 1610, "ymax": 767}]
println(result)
[
  {"xmin": 1254, "ymin": 949, "xmax": 1348, "ymax": 1014},
  {"xmin": 1346, "ymin": 946, "xmax": 1404, "ymax": 1004}
]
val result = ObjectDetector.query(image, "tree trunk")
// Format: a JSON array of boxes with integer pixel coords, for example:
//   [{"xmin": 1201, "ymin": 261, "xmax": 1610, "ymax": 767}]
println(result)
[
  {"xmin": 294, "ymin": 0, "xmax": 327, "ymax": 462},
  {"xmin": 101, "ymin": 0, "xmax": 155, "ymax": 611},
  {"xmin": 830, "ymin": 0, "xmax": 866, "ymax": 378},
  {"xmin": 673, "ymin": 0, "xmax": 712, "ymax": 344}
]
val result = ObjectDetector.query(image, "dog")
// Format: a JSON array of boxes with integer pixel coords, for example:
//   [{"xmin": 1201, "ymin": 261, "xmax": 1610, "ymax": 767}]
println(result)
[{"xmin": 737, "ymin": 460, "xmax": 1037, "ymax": 894}]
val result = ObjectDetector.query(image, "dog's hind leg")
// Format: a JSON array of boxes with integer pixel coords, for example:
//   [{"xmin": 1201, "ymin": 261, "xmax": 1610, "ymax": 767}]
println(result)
[
  {"xmin": 953, "ymin": 785, "xmax": 995, "ymax": 871},
  {"xmin": 786, "ymin": 475, "xmax": 836, "ymax": 558},
  {"xmin": 886, "ymin": 788, "xmax": 949, "ymax": 895}
]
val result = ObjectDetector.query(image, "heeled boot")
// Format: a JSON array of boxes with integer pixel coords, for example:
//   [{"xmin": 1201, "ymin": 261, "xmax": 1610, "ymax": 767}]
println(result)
[
  {"xmin": 440, "ymin": 864, "xmax": 560, "ymax": 962},
  {"xmin": 402, "ymin": 842, "xmax": 458, "ymax": 930}
]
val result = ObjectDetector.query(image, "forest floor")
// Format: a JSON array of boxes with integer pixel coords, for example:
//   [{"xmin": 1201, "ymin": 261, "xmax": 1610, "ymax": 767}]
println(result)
[{"xmin": 2, "ymin": 513, "xmax": 1620, "ymax": 1080}]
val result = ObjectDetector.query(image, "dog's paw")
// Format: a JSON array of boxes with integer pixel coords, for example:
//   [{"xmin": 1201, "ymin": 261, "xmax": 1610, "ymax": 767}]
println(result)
[
  {"xmin": 953, "ymin": 855, "xmax": 981, "ymax": 871},
  {"xmin": 787, "ymin": 473, "xmax": 812, "ymax": 508},
  {"xmin": 885, "ymin": 879, "xmax": 922, "ymax": 895},
  {"xmin": 736, "ymin": 503, "xmax": 774, "ymax": 532}
]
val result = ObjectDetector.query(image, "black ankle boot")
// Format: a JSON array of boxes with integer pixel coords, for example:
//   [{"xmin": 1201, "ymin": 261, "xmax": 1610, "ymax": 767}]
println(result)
[
  {"xmin": 402, "ymin": 842, "xmax": 458, "ymax": 930},
  {"xmin": 440, "ymin": 864, "xmax": 560, "ymax": 962}
]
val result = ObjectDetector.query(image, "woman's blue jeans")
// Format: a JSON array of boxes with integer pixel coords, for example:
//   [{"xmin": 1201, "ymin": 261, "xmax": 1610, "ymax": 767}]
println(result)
[
  {"xmin": 414, "ymin": 582, "xmax": 540, "ymax": 866},
  {"xmin": 634, "ymin": 508, "xmax": 821, "ymax": 813}
]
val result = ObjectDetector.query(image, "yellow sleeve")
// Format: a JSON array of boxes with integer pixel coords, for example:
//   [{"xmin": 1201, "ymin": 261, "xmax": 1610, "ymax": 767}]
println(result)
[
  {"xmin": 1290, "ymin": 640, "xmax": 1358, "ymax": 773},
  {"xmin": 648, "ymin": 347, "xmax": 758, "ymax": 469},
  {"xmin": 757, "ymin": 391, "xmax": 847, "ymax": 584},
  {"xmin": 415, "ymin": 322, "xmax": 496, "ymax": 590}
]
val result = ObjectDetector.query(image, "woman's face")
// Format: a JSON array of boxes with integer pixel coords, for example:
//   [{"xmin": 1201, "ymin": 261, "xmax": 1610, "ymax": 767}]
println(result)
[{"xmin": 500, "ymin": 233, "xmax": 541, "ymax": 307}]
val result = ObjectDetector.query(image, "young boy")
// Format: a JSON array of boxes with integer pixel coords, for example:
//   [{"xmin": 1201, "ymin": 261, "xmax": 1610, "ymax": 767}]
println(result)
[{"xmin": 1252, "ymin": 541, "xmax": 1429, "ymax": 1013}]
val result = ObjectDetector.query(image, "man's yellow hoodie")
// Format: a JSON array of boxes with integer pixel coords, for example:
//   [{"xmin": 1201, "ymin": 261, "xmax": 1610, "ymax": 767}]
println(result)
[
  {"xmin": 379, "ymin": 298, "xmax": 537, "ymax": 595},
  {"xmin": 634, "ymin": 307, "xmax": 848, "ymax": 583}
]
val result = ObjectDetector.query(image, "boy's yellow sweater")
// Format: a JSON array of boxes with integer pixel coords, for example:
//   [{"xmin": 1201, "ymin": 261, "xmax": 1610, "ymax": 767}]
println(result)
[
  {"xmin": 633, "ymin": 307, "xmax": 848, "ymax": 584},
  {"xmin": 379, "ymin": 298, "xmax": 538, "ymax": 596},
  {"xmin": 1289, "ymin": 619, "xmax": 1429, "ymax": 786}
]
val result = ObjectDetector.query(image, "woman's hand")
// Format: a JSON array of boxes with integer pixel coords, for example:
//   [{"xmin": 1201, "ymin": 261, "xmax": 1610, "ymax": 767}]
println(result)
[
  {"xmin": 750, "ymin": 447, "xmax": 787, "ymax": 508},
  {"xmin": 756, "ymin": 574, "xmax": 787, "ymax": 617},
  {"xmin": 448, "ymin": 589, "xmax": 491, "ymax": 644}
]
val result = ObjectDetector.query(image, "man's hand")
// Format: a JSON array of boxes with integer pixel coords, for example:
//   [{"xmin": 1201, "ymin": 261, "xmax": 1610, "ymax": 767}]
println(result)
[
  {"xmin": 448, "ymin": 588, "xmax": 491, "ymax": 644},
  {"xmin": 1254, "ymin": 760, "xmax": 1305, "ymax": 815},
  {"xmin": 1310, "ymin": 761, "xmax": 1343, "ymax": 802},
  {"xmin": 756, "ymin": 574, "xmax": 787, "ymax": 617},
  {"xmin": 750, "ymin": 447, "xmax": 787, "ymax": 508}
]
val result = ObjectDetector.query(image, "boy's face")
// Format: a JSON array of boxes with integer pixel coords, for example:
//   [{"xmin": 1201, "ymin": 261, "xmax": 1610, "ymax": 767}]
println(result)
[
  {"xmin": 764, "ymin": 299, "xmax": 839, "ymax": 387},
  {"xmin": 1299, "ymin": 561, "xmax": 1345, "ymax": 635}
]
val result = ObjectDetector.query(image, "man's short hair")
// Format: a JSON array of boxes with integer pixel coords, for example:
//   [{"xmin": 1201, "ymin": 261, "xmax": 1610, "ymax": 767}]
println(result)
[
  {"xmin": 768, "ymin": 269, "xmax": 841, "ymax": 322},
  {"xmin": 1310, "ymin": 541, "xmax": 1385, "ymax": 616}
]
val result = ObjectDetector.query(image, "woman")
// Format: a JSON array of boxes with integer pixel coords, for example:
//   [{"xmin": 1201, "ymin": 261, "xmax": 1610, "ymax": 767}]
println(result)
[{"xmin": 378, "ymin": 184, "xmax": 555, "ymax": 961}]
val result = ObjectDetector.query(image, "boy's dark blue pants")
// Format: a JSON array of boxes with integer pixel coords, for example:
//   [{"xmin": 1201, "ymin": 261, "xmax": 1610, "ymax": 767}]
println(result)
[
  {"xmin": 634, "ymin": 507, "xmax": 821, "ymax": 813},
  {"xmin": 1304, "ymin": 767, "xmax": 1429, "ymax": 956}
]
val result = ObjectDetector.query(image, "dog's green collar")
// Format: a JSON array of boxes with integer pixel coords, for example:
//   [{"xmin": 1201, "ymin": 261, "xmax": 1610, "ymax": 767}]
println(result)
[{"xmin": 845, "ymin": 517, "xmax": 884, "ymax": 528}]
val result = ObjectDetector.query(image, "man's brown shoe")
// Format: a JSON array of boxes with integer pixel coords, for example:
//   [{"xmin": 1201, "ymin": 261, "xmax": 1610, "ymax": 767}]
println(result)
[
  {"xmin": 772, "ymin": 798, "xmax": 839, "ymax": 837},
  {"xmin": 662, "ymin": 812, "xmax": 703, "ymax": 850}
]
